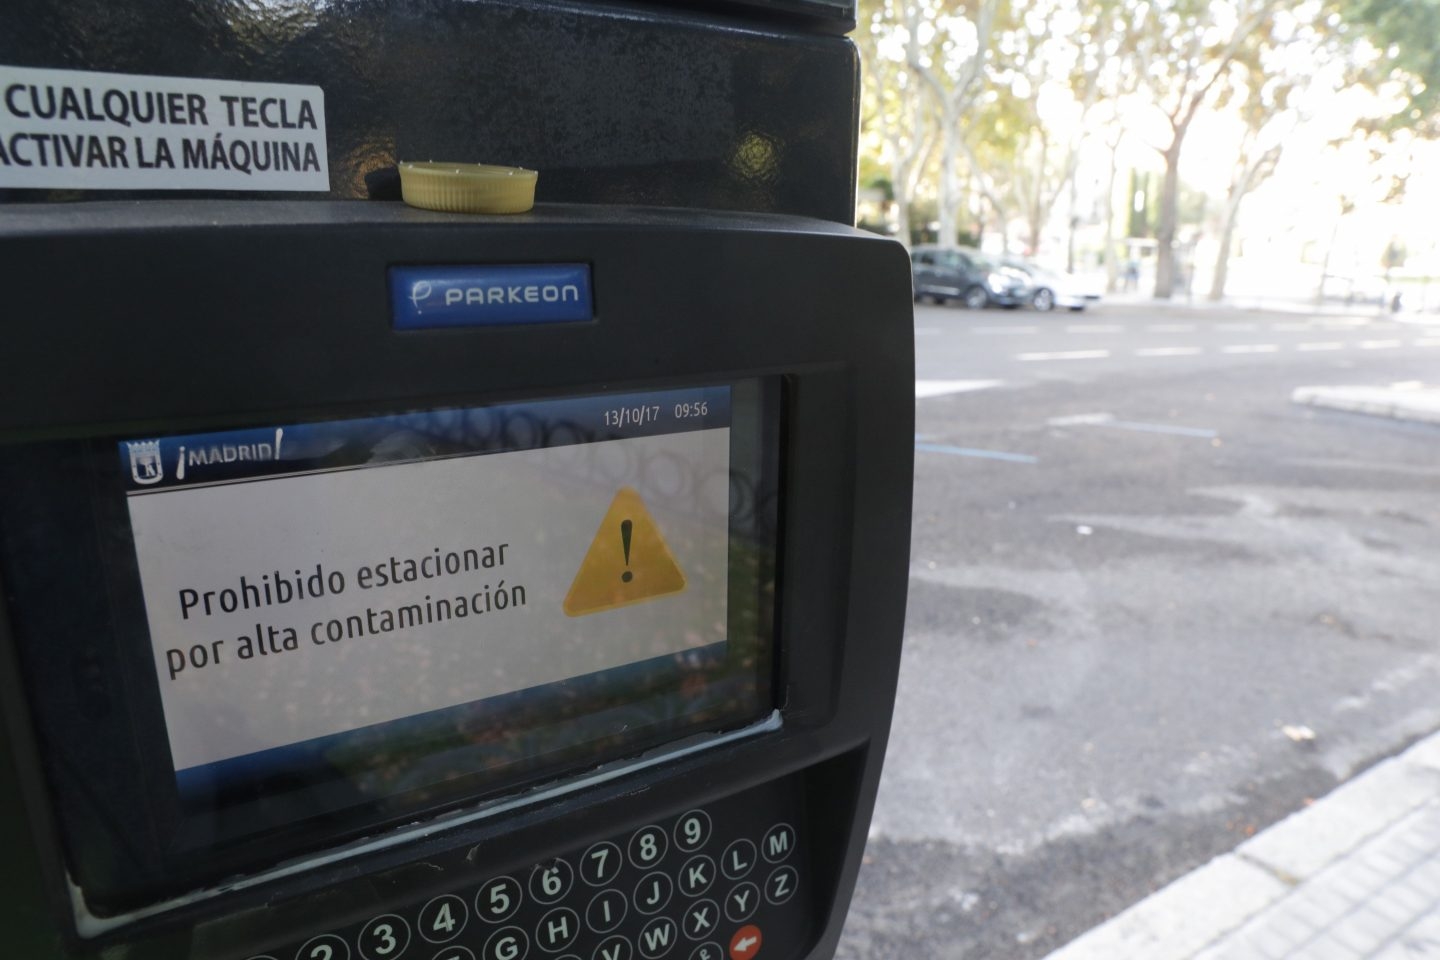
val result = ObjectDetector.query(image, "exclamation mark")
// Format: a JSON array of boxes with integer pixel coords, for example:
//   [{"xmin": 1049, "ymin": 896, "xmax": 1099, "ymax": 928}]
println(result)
[{"xmin": 620, "ymin": 519, "xmax": 634, "ymax": 583}]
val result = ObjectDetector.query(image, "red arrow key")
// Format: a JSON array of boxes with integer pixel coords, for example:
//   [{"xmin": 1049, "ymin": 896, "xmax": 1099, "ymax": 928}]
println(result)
[{"xmin": 729, "ymin": 925, "xmax": 763, "ymax": 960}]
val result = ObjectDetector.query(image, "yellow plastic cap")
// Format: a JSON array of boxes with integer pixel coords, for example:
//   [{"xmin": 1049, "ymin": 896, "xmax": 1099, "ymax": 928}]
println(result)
[{"xmin": 397, "ymin": 161, "xmax": 538, "ymax": 214}]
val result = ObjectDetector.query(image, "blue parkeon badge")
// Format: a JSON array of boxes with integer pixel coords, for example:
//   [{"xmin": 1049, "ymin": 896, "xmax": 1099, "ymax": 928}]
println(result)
[{"xmin": 390, "ymin": 264, "xmax": 593, "ymax": 328}]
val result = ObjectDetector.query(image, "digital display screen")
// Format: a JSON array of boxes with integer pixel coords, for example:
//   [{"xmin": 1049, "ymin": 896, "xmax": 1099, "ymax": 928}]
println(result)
[{"xmin": 109, "ymin": 382, "xmax": 778, "ymax": 829}]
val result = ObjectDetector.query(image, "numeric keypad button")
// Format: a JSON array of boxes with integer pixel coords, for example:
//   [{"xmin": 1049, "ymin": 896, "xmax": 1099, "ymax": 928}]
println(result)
[
  {"xmin": 720, "ymin": 839, "xmax": 756, "ymax": 881},
  {"xmin": 677, "ymin": 854, "xmax": 714, "ymax": 898},
  {"xmin": 633, "ymin": 870, "xmax": 673, "ymax": 915},
  {"xmin": 680, "ymin": 899, "xmax": 720, "ymax": 942},
  {"xmin": 536, "ymin": 907, "xmax": 580, "ymax": 954},
  {"xmin": 419, "ymin": 894, "xmax": 469, "ymax": 944},
  {"xmin": 723, "ymin": 882, "xmax": 760, "ymax": 924},
  {"xmin": 766, "ymin": 865, "xmax": 799, "ymax": 905},
  {"xmin": 483, "ymin": 927, "xmax": 528, "ymax": 960},
  {"xmin": 477, "ymin": 876, "xmax": 524, "ymax": 924},
  {"xmin": 585, "ymin": 889, "xmax": 628, "ymax": 934},
  {"xmin": 359, "ymin": 915, "xmax": 411, "ymax": 960},
  {"xmin": 296, "ymin": 935, "xmax": 350, "ymax": 960},
  {"xmin": 530, "ymin": 858, "xmax": 574, "ymax": 905},
  {"xmin": 637, "ymin": 917, "xmax": 678, "ymax": 959},
  {"xmin": 628, "ymin": 825, "xmax": 668, "ymax": 869},
  {"xmin": 672, "ymin": 810, "xmax": 711, "ymax": 853},
  {"xmin": 433, "ymin": 948, "xmax": 477, "ymax": 960},
  {"xmin": 580, "ymin": 841, "xmax": 623, "ymax": 887},
  {"xmin": 761, "ymin": 823, "xmax": 795, "ymax": 863},
  {"xmin": 592, "ymin": 935, "xmax": 632, "ymax": 960}
]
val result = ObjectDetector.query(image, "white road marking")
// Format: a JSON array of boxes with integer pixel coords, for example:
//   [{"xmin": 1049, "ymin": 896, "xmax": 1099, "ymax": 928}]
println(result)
[
  {"xmin": 1134, "ymin": 347, "xmax": 1203, "ymax": 357},
  {"xmin": 915, "ymin": 441, "xmax": 1039, "ymax": 464},
  {"xmin": 1047, "ymin": 412, "xmax": 1216, "ymax": 439},
  {"xmin": 1360, "ymin": 339, "xmax": 1403, "ymax": 349},
  {"xmin": 916, "ymin": 379, "xmax": 1005, "ymax": 399},
  {"xmin": 1216, "ymin": 323, "xmax": 1258, "ymax": 331},
  {"xmin": 1146, "ymin": 323, "xmax": 1197, "ymax": 333},
  {"xmin": 1415, "ymin": 338, "xmax": 1440, "ymax": 347},
  {"xmin": 974, "ymin": 326, "xmax": 1040, "ymax": 335},
  {"xmin": 1067, "ymin": 324, "xmax": 1124, "ymax": 333},
  {"xmin": 1111, "ymin": 420, "xmax": 1218, "ymax": 439},
  {"xmin": 1298, "ymin": 342, "xmax": 1345, "ymax": 351},
  {"xmin": 1016, "ymin": 350, "xmax": 1110, "ymax": 361},
  {"xmin": 1285, "ymin": 456, "xmax": 1440, "ymax": 478},
  {"xmin": 1222, "ymin": 344, "xmax": 1280, "ymax": 354}
]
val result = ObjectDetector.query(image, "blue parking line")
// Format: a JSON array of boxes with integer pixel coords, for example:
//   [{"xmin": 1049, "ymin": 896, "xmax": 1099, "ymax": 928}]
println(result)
[{"xmin": 915, "ymin": 442, "xmax": 1038, "ymax": 464}]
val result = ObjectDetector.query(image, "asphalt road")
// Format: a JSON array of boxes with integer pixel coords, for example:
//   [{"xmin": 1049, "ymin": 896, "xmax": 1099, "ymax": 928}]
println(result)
[{"xmin": 834, "ymin": 301, "xmax": 1440, "ymax": 960}]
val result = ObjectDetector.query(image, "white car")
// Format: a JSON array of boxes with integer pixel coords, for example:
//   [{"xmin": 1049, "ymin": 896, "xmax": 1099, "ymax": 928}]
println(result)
[{"xmin": 1003, "ymin": 259, "xmax": 1102, "ymax": 312}]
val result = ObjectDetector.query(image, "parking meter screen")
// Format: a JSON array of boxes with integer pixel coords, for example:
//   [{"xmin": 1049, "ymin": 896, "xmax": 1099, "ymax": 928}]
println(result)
[{"xmin": 114, "ymin": 382, "xmax": 778, "ymax": 831}]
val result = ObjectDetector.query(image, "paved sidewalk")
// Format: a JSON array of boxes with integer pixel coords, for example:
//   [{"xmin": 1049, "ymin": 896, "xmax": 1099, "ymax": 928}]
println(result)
[
  {"xmin": 1292, "ymin": 384, "xmax": 1440, "ymax": 426},
  {"xmin": 1099, "ymin": 291, "xmax": 1392, "ymax": 319},
  {"xmin": 1043, "ymin": 732, "xmax": 1440, "ymax": 960}
]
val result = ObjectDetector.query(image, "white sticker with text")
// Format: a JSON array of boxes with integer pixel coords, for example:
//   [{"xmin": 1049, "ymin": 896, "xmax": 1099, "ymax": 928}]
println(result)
[{"xmin": 0, "ymin": 65, "xmax": 328, "ymax": 191}]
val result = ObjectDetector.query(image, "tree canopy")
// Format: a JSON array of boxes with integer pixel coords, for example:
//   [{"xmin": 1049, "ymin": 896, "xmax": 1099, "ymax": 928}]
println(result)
[{"xmin": 859, "ymin": 0, "xmax": 1440, "ymax": 298}]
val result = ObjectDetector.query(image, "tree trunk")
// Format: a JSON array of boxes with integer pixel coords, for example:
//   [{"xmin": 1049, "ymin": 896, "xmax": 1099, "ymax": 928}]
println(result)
[
  {"xmin": 1208, "ymin": 144, "xmax": 1282, "ymax": 302},
  {"xmin": 1316, "ymin": 216, "xmax": 1342, "ymax": 303},
  {"xmin": 1028, "ymin": 136, "xmax": 1048, "ymax": 255},
  {"xmin": 938, "ymin": 113, "xmax": 960, "ymax": 246},
  {"xmin": 1153, "ymin": 142, "xmax": 1181, "ymax": 299},
  {"xmin": 1104, "ymin": 138, "xmax": 1120, "ymax": 292},
  {"xmin": 893, "ymin": 196, "xmax": 912, "ymax": 249},
  {"xmin": 1208, "ymin": 188, "xmax": 1244, "ymax": 301},
  {"xmin": 1066, "ymin": 173, "xmax": 1079, "ymax": 273},
  {"xmin": 1208, "ymin": 222, "xmax": 1234, "ymax": 302}
]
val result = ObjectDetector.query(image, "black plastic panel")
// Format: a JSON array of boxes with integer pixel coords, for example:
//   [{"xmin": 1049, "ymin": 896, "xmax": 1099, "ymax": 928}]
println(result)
[
  {"xmin": 229, "ymin": 767, "xmax": 820, "ymax": 960},
  {"xmin": 0, "ymin": 201, "xmax": 913, "ymax": 960},
  {"xmin": 0, "ymin": 0, "xmax": 859, "ymax": 223}
]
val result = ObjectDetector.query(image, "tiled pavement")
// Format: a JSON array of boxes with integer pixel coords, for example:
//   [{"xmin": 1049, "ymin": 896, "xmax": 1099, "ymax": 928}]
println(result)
[
  {"xmin": 1044, "ymin": 733, "xmax": 1440, "ymax": 960},
  {"xmin": 1196, "ymin": 801, "xmax": 1440, "ymax": 959}
]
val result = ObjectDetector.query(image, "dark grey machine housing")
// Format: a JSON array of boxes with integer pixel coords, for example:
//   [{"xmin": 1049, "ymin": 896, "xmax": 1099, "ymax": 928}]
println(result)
[
  {"xmin": 0, "ymin": 0, "xmax": 914, "ymax": 955},
  {"xmin": 0, "ymin": 0, "xmax": 862, "ymax": 221},
  {"xmin": 0, "ymin": 201, "xmax": 915, "ymax": 959}
]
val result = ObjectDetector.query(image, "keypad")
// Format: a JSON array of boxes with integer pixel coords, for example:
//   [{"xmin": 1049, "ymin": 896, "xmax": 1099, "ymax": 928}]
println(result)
[
  {"xmin": 244, "ymin": 791, "xmax": 804, "ymax": 960},
  {"xmin": 358, "ymin": 915, "xmax": 412, "ymax": 960}
]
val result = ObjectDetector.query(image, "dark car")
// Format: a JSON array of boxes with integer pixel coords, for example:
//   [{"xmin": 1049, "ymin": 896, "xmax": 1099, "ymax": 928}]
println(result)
[{"xmin": 911, "ymin": 245, "xmax": 1032, "ymax": 308}]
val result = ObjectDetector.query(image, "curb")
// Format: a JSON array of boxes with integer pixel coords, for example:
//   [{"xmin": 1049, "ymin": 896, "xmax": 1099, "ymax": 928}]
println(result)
[
  {"xmin": 1041, "ymin": 731, "xmax": 1440, "ymax": 960},
  {"xmin": 1292, "ymin": 385, "xmax": 1440, "ymax": 425}
]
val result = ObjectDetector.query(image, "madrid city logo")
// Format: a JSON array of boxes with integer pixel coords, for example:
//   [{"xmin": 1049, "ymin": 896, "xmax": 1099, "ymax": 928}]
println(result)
[{"xmin": 127, "ymin": 440, "xmax": 164, "ymax": 485}]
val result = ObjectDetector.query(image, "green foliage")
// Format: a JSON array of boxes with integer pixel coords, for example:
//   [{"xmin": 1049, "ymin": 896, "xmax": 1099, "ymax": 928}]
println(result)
[
  {"xmin": 1341, "ymin": 0, "xmax": 1440, "ymax": 135},
  {"xmin": 866, "ymin": 176, "xmax": 896, "ymax": 201},
  {"xmin": 1127, "ymin": 170, "xmax": 1155, "ymax": 237}
]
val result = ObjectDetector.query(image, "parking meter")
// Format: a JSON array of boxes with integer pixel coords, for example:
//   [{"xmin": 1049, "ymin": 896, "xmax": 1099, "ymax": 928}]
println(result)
[
  {"xmin": 0, "ymin": 197, "xmax": 915, "ymax": 960},
  {"xmin": 0, "ymin": 0, "xmax": 915, "ymax": 955}
]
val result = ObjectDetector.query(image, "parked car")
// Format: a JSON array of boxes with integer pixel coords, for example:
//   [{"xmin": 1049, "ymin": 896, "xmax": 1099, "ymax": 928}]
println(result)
[
  {"xmin": 911, "ymin": 245, "xmax": 1032, "ymax": 308},
  {"xmin": 1001, "ymin": 258, "xmax": 1103, "ymax": 312}
]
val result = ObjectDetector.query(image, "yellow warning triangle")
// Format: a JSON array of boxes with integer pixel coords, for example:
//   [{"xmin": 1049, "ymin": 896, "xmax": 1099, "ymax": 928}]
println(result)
[{"xmin": 563, "ymin": 487, "xmax": 688, "ymax": 617}]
